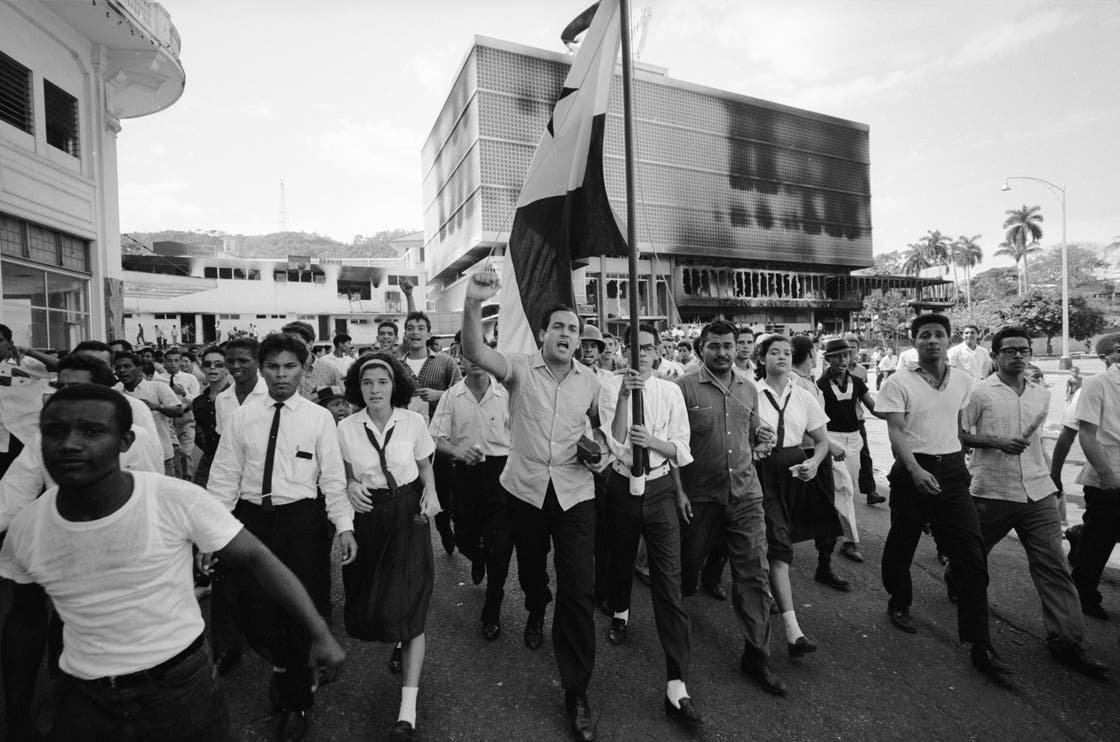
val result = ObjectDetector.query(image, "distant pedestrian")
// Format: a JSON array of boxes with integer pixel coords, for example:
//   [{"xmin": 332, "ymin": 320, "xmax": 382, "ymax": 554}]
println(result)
[{"xmin": 1066, "ymin": 367, "xmax": 1082, "ymax": 400}]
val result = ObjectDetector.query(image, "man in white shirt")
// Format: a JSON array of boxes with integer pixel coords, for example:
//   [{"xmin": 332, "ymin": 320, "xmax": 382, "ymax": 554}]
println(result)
[
  {"xmin": 430, "ymin": 354, "xmax": 514, "ymax": 641},
  {"xmin": 959, "ymin": 326, "xmax": 1108, "ymax": 678},
  {"xmin": 734, "ymin": 330, "xmax": 755, "ymax": 374},
  {"xmin": 160, "ymin": 347, "xmax": 200, "ymax": 480},
  {"xmin": 312, "ymin": 333, "xmax": 355, "ymax": 389},
  {"xmin": 948, "ymin": 325, "xmax": 993, "ymax": 380},
  {"xmin": 876, "ymin": 347, "xmax": 898, "ymax": 390},
  {"xmin": 114, "ymin": 350, "xmax": 182, "ymax": 475},
  {"xmin": 598, "ymin": 325, "xmax": 701, "ymax": 727},
  {"xmin": 215, "ymin": 338, "xmax": 270, "ymax": 436},
  {"xmin": 877, "ymin": 313, "xmax": 1011, "ymax": 681},
  {"xmin": 1069, "ymin": 333, "xmax": 1120, "ymax": 620},
  {"xmin": 0, "ymin": 384, "xmax": 345, "ymax": 742},
  {"xmin": 207, "ymin": 333, "xmax": 357, "ymax": 739}
]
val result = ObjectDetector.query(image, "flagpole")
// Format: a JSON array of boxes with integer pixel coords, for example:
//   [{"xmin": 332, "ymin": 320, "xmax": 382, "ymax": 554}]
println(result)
[{"xmin": 618, "ymin": 0, "xmax": 646, "ymax": 479}]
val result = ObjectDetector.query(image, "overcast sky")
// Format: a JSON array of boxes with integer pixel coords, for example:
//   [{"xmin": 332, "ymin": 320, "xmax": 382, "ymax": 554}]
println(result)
[{"xmin": 117, "ymin": 0, "xmax": 1120, "ymax": 268}]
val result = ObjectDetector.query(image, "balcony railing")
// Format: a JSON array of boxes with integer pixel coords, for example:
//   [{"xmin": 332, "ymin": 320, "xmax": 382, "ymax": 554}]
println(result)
[{"xmin": 112, "ymin": 0, "xmax": 181, "ymax": 57}]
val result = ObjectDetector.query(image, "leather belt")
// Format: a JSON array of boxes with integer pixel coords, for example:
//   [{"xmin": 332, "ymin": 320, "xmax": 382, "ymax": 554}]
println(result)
[
  {"xmin": 86, "ymin": 633, "xmax": 204, "ymax": 689},
  {"xmin": 611, "ymin": 460, "xmax": 671, "ymax": 481}
]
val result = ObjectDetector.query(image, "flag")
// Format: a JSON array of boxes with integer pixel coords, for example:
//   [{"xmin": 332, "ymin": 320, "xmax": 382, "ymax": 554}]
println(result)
[{"xmin": 497, "ymin": 0, "xmax": 629, "ymax": 354}]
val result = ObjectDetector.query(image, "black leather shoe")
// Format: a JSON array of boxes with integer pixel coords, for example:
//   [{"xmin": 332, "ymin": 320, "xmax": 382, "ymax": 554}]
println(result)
[
  {"xmin": 701, "ymin": 582, "xmax": 728, "ymax": 601},
  {"xmin": 788, "ymin": 636, "xmax": 817, "ymax": 658},
  {"xmin": 388, "ymin": 645, "xmax": 403, "ymax": 674},
  {"xmin": 438, "ymin": 524, "xmax": 456, "ymax": 556},
  {"xmin": 1081, "ymin": 601, "xmax": 1109, "ymax": 621},
  {"xmin": 524, "ymin": 613, "xmax": 544, "ymax": 650},
  {"xmin": 483, "ymin": 622, "xmax": 502, "ymax": 642},
  {"xmin": 471, "ymin": 560, "xmax": 486, "ymax": 585},
  {"xmin": 814, "ymin": 568, "xmax": 852, "ymax": 591},
  {"xmin": 607, "ymin": 618, "xmax": 627, "ymax": 645},
  {"xmin": 865, "ymin": 491, "xmax": 887, "ymax": 505},
  {"xmin": 971, "ymin": 643, "xmax": 1013, "ymax": 682},
  {"xmin": 276, "ymin": 710, "xmax": 309, "ymax": 742},
  {"xmin": 1050, "ymin": 644, "xmax": 1110, "ymax": 679},
  {"xmin": 664, "ymin": 696, "xmax": 703, "ymax": 726},
  {"xmin": 739, "ymin": 653, "xmax": 786, "ymax": 696},
  {"xmin": 214, "ymin": 649, "xmax": 242, "ymax": 677},
  {"xmin": 888, "ymin": 608, "xmax": 918, "ymax": 634},
  {"xmin": 565, "ymin": 692, "xmax": 597, "ymax": 741},
  {"xmin": 839, "ymin": 542, "xmax": 865, "ymax": 563},
  {"xmin": 388, "ymin": 720, "xmax": 415, "ymax": 741}
]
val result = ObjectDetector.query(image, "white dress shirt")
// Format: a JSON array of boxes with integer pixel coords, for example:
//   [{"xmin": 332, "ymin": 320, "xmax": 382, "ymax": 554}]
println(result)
[
  {"xmin": 339, "ymin": 408, "xmax": 436, "ymax": 490},
  {"xmin": 208, "ymin": 393, "xmax": 353, "ymax": 532},
  {"xmin": 157, "ymin": 370, "xmax": 201, "ymax": 403},
  {"xmin": 963, "ymin": 375, "xmax": 1055, "ymax": 502},
  {"xmin": 429, "ymin": 377, "xmax": 511, "ymax": 457},
  {"xmin": 214, "ymin": 376, "xmax": 269, "ymax": 436},
  {"xmin": 753, "ymin": 377, "xmax": 829, "ymax": 448},
  {"xmin": 598, "ymin": 373, "xmax": 692, "ymax": 477},
  {"xmin": 948, "ymin": 342, "xmax": 992, "ymax": 380},
  {"xmin": 119, "ymin": 379, "xmax": 181, "ymax": 459}
]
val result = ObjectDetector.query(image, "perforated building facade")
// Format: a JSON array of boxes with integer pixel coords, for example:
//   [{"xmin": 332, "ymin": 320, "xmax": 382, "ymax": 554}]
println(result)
[{"xmin": 422, "ymin": 36, "xmax": 939, "ymax": 334}]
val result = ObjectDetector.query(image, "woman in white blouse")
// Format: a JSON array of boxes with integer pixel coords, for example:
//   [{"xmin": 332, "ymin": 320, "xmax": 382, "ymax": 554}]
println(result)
[
  {"xmin": 338, "ymin": 353, "xmax": 440, "ymax": 742},
  {"xmin": 752, "ymin": 335, "xmax": 832, "ymax": 660}
]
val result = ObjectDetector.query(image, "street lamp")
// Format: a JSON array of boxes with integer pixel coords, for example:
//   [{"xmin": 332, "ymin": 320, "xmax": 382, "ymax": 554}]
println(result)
[{"xmin": 1000, "ymin": 176, "xmax": 1070, "ymax": 369}]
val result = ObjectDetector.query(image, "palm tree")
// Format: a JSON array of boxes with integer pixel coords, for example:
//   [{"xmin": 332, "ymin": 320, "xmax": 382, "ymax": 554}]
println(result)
[
  {"xmin": 994, "ymin": 239, "xmax": 1042, "ymax": 295},
  {"xmin": 919, "ymin": 229, "xmax": 955, "ymax": 300},
  {"xmin": 953, "ymin": 234, "xmax": 983, "ymax": 311},
  {"xmin": 1002, "ymin": 204, "xmax": 1044, "ymax": 293},
  {"xmin": 901, "ymin": 242, "xmax": 929, "ymax": 277}
]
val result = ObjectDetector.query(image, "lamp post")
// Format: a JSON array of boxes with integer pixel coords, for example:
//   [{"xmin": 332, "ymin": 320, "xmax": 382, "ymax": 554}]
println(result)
[{"xmin": 1001, "ymin": 176, "xmax": 1070, "ymax": 369}]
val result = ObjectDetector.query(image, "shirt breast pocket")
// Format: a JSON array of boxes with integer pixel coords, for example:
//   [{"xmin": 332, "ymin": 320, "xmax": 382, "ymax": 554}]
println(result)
[
  {"xmin": 687, "ymin": 406, "xmax": 713, "ymax": 435},
  {"xmin": 291, "ymin": 440, "xmax": 317, "ymax": 481}
]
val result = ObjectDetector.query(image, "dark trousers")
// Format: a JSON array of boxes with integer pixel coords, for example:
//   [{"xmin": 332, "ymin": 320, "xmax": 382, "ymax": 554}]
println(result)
[
  {"xmin": 605, "ymin": 471, "xmax": 691, "ymax": 681},
  {"xmin": 453, "ymin": 457, "xmax": 514, "ymax": 624},
  {"xmin": 433, "ymin": 455, "xmax": 455, "ymax": 542},
  {"xmin": 700, "ymin": 540, "xmax": 728, "ymax": 590},
  {"xmin": 881, "ymin": 454, "xmax": 990, "ymax": 644},
  {"xmin": 681, "ymin": 497, "xmax": 772, "ymax": 660},
  {"xmin": 592, "ymin": 471, "xmax": 610, "ymax": 607},
  {"xmin": 1071, "ymin": 486, "xmax": 1120, "ymax": 606},
  {"xmin": 857, "ymin": 422, "xmax": 876, "ymax": 495},
  {"xmin": 48, "ymin": 639, "xmax": 227, "ymax": 742},
  {"xmin": 2, "ymin": 582, "xmax": 61, "ymax": 735},
  {"xmin": 507, "ymin": 482, "xmax": 596, "ymax": 694},
  {"xmin": 231, "ymin": 498, "xmax": 325, "ymax": 711}
]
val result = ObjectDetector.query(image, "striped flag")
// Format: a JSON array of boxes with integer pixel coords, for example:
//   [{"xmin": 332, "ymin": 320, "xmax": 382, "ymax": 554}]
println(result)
[{"xmin": 497, "ymin": 0, "xmax": 629, "ymax": 353}]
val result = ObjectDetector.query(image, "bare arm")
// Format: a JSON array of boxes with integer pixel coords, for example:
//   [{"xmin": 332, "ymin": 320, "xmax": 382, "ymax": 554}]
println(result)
[
  {"xmin": 217, "ymin": 528, "xmax": 345, "ymax": 681},
  {"xmin": 860, "ymin": 391, "xmax": 888, "ymax": 420},
  {"xmin": 1079, "ymin": 422, "xmax": 1120, "ymax": 491},
  {"xmin": 461, "ymin": 270, "xmax": 508, "ymax": 379},
  {"xmin": 416, "ymin": 457, "xmax": 440, "ymax": 518},
  {"xmin": 1049, "ymin": 426, "xmax": 1077, "ymax": 492}
]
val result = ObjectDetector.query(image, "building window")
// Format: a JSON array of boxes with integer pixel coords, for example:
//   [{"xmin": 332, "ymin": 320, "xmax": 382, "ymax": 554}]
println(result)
[
  {"xmin": 1, "ymin": 262, "xmax": 89, "ymax": 349},
  {"xmin": 203, "ymin": 266, "xmax": 217, "ymax": 278},
  {"xmin": 44, "ymin": 80, "xmax": 79, "ymax": 157},
  {"xmin": 0, "ymin": 51, "xmax": 32, "ymax": 135}
]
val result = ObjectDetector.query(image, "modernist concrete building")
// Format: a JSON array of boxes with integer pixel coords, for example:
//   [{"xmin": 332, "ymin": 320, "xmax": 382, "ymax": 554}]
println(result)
[
  {"xmin": 421, "ymin": 36, "xmax": 947, "ymax": 335},
  {"xmin": 1, "ymin": 0, "xmax": 185, "ymax": 349},
  {"xmin": 120, "ymin": 231, "xmax": 458, "ymax": 345}
]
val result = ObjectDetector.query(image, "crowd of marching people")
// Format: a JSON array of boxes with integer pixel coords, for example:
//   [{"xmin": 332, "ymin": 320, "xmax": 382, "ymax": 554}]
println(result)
[{"xmin": 0, "ymin": 267, "xmax": 1118, "ymax": 741}]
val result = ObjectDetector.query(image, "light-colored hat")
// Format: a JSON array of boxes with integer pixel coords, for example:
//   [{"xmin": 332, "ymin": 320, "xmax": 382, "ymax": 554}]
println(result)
[{"xmin": 580, "ymin": 324, "xmax": 606, "ymax": 352}]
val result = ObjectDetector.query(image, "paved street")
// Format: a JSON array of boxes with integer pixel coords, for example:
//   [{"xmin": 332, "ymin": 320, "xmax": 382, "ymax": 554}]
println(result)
[{"xmin": 210, "ymin": 412, "xmax": 1120, "ymax": 742}]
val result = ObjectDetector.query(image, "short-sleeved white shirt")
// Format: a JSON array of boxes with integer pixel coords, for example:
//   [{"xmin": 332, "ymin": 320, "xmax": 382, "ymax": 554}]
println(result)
[
  {"xmin": 753, "ymin": 377, "xmax": 829, "ymax": 448},
  {"xmin": 119, "ymin": 379, "xmax": 181, "ymax": 459},
  {"xmin": 338, "ymin": 408, "xmax": 435, "ymax": 490},
  {"xmin": 1075, "ymin": 365, "xmax": 1120, "ymax": 487},
  {"xmin": 0, "ymin": 472, "xmax": 242, "ymax": 679},
  {"xmin": 876, "ymin": 366, "xmax": 972, "ymax": 455}
]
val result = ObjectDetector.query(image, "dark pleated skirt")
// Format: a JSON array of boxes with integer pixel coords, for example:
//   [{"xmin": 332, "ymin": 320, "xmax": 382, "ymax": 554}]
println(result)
[
  {"xmin": 755, "ymin": 446, "xmax": 842, "ymax": 563},
  {"xmin": 342, "ymin": 478, "xmax": 433, "ymax": 643}
]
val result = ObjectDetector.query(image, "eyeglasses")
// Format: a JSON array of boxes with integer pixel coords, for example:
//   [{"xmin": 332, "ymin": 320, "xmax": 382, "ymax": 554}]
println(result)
[
  {"xmin": 201, "ymin": 361, "xmax": 225, "ymax": 368},
  {"xmin": 639, "ymin": 344, "xmax": 656, "ymax": 353},
  {"xmin": 998, "ymin": 347, "xmax": 1032, "ymax": 357}
]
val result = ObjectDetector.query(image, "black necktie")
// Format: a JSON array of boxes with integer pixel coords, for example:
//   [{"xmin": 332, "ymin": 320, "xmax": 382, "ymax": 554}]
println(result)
[
  {"xmin": 364, "ymin": 425, "xmax": 398, "ymax": 494},
  {"xmin": 260, "ymin": 402, "xmax": 283, "ymax": 511},
  {"xmin": 763, "ymin": 390, "xmax": 790, "ymax": 451}
]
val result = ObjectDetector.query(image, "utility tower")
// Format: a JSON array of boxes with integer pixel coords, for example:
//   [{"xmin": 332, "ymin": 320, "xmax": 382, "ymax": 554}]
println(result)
[{"xmin": 279, "ymin": 180, "xmax": 289, "ymax": 232}]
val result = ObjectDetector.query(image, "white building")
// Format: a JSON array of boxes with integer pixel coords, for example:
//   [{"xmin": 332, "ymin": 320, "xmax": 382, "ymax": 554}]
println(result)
[
  {"xmin": 120, "ymin": 232, "xmax": 456, "ymax": 345},
  {"xmin": 0, "ymin": 0, "xmax": 185, "ymax": 349}
]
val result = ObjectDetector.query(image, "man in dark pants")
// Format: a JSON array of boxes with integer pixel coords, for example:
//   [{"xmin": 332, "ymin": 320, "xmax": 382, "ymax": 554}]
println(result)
[
  {"xmin": 877, "ymin": 314, "xmax": 1011, "ymax": 681},
  {"xmin": 207, "ymin": 333, "xmax": 357, "ymax": 741},
  {"xmin": 462, "ymin": 269, "xmax": 608, "ymax": 742},
  {"xmin": 1069, "ymin": 333, "xmax": 1120, "ymax": 619},
  {"xmin": 599, "ymin": 325, "xmax": 702, "ymax": 726},
  {"xmin": 676, "ymin": 321, "xmax": 785, "ymax": 697},
  {"xmin": 430, "ymin": 353, "xmax": 515, "ymax": 641}
]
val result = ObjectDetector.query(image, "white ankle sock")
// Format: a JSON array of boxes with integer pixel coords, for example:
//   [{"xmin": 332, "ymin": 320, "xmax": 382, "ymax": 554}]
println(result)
[
  {"xmin": 398, "ymin": 686, "xmax": 418, "ymax": 725},
  {"xmin": 666, "ymin": 679, "xmax": 688, "ymax": 707},
  {"xmin": 613, "ymin": 609, "xmax": 630, "ymax": 622},
  {"xmin": 782, "ymin": 610, "xmax": 804, "ymax": 641}
]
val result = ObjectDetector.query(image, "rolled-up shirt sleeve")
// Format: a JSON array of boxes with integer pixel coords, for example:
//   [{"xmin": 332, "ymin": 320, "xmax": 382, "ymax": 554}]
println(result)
[{"xmin": 315, "ymin": 416, "xmax": 354, "ymax": 533}]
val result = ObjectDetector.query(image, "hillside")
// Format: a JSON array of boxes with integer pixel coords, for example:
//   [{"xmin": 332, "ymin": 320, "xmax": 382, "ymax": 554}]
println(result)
[{"xmin": 122, "ymin": 228, "xmax": 417, "ymax": 260}]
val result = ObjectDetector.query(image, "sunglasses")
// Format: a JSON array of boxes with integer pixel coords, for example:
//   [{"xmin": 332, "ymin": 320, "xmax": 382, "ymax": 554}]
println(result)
[{"xmin": 201, "ymin": 361, "xmax": 225, "ymax": 368}]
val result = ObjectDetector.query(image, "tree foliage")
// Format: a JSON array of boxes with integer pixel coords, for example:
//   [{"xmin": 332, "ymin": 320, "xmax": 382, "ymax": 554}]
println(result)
[{"xmin": 860, "ymin": 290, "xmax": 913, "ymax": 348}]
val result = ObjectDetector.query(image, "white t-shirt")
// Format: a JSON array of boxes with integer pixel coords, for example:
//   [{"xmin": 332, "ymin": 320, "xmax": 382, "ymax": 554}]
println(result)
[
  {"xmin": 0, "ymin": 472, "xmax": 242, "ymax": 679},
  {"xmin": 876, "ymin": 366, "xmax": 972, "ymax": 455},
  {"xmin": 1075, "ymin": 365, "xmax": 1120, "ymax": 487}
]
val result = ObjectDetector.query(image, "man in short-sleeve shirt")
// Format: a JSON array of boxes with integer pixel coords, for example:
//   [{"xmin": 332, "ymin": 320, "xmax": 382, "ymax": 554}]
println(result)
[
  {"xmin": 877, "ymin": 313, "xmax": 1011, "ymax": 680},
  {"xmin": 463, "ymin": 270, "xmax": 607, "ymax": 742}
]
